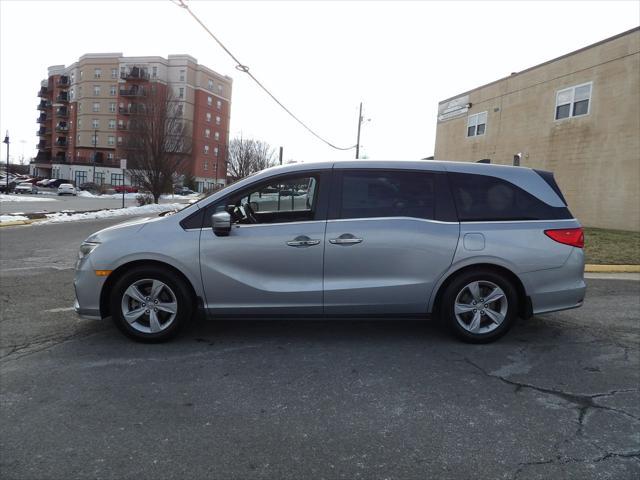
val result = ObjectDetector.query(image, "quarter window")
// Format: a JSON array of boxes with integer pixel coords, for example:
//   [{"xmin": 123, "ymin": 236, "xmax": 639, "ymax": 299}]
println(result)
[
  {"xmin": 449, "ymin": 173, "xmax": 572, "ymax": 221},
  {"xmin": 555, "ymin": 82, "xmax": 592, "ymax": 120},
  {"xmin": 467, "ymin": 112, "xmax": 487, "ymax": 137},
  {"xmin": 340, "ymin": 171, "xmax": 435, "ymax": 220}
]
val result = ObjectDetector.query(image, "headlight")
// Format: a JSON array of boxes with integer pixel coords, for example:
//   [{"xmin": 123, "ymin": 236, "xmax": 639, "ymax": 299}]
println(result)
[{"xmin": 78, "ymin": 241, "xmax": 100, "ymax": 260}]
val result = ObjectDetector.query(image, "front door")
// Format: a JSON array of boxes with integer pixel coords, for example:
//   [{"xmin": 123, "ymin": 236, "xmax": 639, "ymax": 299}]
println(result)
[
  {"xmin": 199, "ymin": 171, "xmax": 329, "ymax": 315},
  {"xmin": 323, "ymin": 169, "xmax": 460, "ymax": 314}
]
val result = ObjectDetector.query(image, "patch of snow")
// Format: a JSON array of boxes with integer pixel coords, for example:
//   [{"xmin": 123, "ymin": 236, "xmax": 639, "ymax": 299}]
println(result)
[
  {"xmin": 0, "ymin": 214, "xmax": 29, "ymax": 223},
  {"xmin": 0, "ymin": 194, "xmax": 57, "ymax": 203},
  {"xmin": 38, "ymin": 203, "xmax": 184, "ymax": 224}
]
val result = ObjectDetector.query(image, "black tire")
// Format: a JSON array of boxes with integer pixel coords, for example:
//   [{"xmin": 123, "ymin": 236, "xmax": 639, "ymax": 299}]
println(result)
[
  {"xmin": 441, "ymin": 269, "xmax": 518, "ymax": 344},
  {"xmin": 110, "ymin": 265, "xmax": 193, "ymax": 342}
]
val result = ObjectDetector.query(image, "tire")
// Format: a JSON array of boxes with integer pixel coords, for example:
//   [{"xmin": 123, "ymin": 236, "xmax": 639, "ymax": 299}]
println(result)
[
  {"xmin": 110, "ymin": 266, "xmax": 193, "ymax": 342},
  {"xmin": 441, "ymin": 269, "xmax": 518, "ymax": 344}
]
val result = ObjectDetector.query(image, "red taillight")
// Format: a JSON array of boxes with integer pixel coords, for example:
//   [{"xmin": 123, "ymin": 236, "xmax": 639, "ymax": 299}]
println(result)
[{"xmin": 544, "ymin": 228, "xmax": 584, "ymax": 248}]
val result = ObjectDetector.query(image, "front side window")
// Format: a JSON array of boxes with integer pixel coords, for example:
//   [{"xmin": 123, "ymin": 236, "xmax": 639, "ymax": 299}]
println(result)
[
  {"xmin": 449, "ymin": 173, "xmax": 572, "ymax": 221},
  {"xmin": 467, "ymin": 111, "xmax": 487, "ymax": 137},
  {"xmin": 555, "ymin": 82, "xmax": 592, "ymax": 120},
  {"xmin": 339, "ymin": 171, "xmax": 435, "ymax": 220},
  {"xmin": 239, "ymin": 176, "xmax": 318, "ymax": 216}
]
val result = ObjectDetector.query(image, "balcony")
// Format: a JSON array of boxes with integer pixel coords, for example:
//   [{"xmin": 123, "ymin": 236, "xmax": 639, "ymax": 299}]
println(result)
[
  {"xmin": 116, "ymin": 123, "xmax": 127, "ymax": 130},
  {"xmin": 55, "ymin": 107, "xmax": 68, "ymax": 117},
  {"xmin": 38, "ymin": 86, "xmax": 49, "ymax": 97},
  {"xmin": 119, "ymin": 87, "xmax": 147, "ymax": 97},
  {"xmin": 55, "ymin": 137, "xmax": 68, "ymax": 148},
  {"xmin": 56, "ymin": 93, "xmax": 69, "ymax": 103},
  {"xmin": 37, "ymin": 115, "xmax": 47, "ymax": 123},
  {"xmin": 37, "ymin": 127, "xmax": 49, "ymax": 136},
  {"xmin": 37, "ymin": 100, "xmax": 52, "ymax": 110},
  {"xmin": 54, "ymin": 152, "xmax": 70, "ymax": 163},
  {"xmin": 118, "ymin": 106, "xmax": 144, "ymax": 115},
  {"xmin": 120, "ymin": 67, "xmax": 150, "ymax": 81},
  {"xmin": 56, "ymin": 76, "xmax": 70, "ymax": 87},
  {"xmin": 37, "ymin": 140, "xmax": 51, "ymax": 150},
  {"xmin": 55, "ymin": 123, "xmax": 69, "ymax": 132},
  {"xmin": 34, "ymin": 151, "xmax": 52, "ymax": 163}
]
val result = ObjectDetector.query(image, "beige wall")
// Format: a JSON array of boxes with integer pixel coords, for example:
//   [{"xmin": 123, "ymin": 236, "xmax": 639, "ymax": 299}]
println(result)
[{"xmin": 434, "ymin": 30, "xmax": 640, "ymax": 232}]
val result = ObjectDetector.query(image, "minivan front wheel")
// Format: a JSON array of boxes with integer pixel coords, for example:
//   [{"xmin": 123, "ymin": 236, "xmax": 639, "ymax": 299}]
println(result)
[
  {"xmin": 441, "ymin": 270, "xmax": 518, "ymax": 343},
  {"xmin": 110, "ymin": 266, "xmax": 193, "ymax": 342}
]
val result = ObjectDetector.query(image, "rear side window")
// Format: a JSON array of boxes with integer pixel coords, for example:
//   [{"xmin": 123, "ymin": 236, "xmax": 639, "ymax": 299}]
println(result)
[
  {"xmin": 340, "ymin": 171, "xmax": 435, "ymax": 220},
  {"xmin": 449, "ymin": 173, "xmax": 572, "ymax": 221}
]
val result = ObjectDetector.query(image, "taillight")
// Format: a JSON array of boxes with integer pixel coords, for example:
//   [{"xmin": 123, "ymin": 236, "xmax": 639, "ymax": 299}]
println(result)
[{"xmin": 544, "ymin": 228, "xmax": 584, "ymax": 248}]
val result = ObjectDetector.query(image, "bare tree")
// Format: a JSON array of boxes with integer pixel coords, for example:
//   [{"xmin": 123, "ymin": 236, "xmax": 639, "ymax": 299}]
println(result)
[
  {"xmin": 120, "ymin": 85, "xmax": 192, "ymax": 203},
  {"xmin": 227, "ymin": 135, "xmax": 277, "ymax": 181}
]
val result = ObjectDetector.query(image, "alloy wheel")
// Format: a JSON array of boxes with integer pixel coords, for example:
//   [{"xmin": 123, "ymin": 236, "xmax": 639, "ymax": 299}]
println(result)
[
  {"xmin": 120, "ymin": 278, "xmax": 178, "ymax": 334},
  {"xmin": 454, "ymin": 280, "xmax": 508, "ymax": 335}
]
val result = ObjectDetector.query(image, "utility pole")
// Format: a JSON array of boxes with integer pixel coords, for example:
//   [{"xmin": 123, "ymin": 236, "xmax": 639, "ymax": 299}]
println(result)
[
  {"xmin": 279, "ymin": 146, "xmax": 283, "ymax": 165},
  {"xmin": 92, "ymin": 129, "xmax": 98, "ymax": 183},
  {"xmin": 3, "ymin": 132, "xmax": 9, "ymax": 192},
  {"xmin": 355, "ymin": 102, "xmax": 362, "ymax": 159}
]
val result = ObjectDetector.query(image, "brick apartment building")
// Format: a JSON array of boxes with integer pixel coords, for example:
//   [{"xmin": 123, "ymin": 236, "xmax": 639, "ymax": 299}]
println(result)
[
  {"xmin": 434, "ymin": 28, "xmax": 639, "ymax": 231},
  {"xmin": 33, "ymin": 53, "xmax": 232, "ymax": 192}
]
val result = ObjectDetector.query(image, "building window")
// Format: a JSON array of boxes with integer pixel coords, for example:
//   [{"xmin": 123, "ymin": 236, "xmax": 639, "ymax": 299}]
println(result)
[
  {"xmin": 94, "ymin": 68, "xmax": 102, "ymax": 79},
  {"xmin": 177, "ymin": 104, "xmax": 183, "ymax": 117},
  {"xmin": 555, "ymin": 82, "xmax": 592, "ymax": 120},
  {"xmin": 208, "ymin": 79, "xmax": 214, "ymax": 90},
  {"xmin": 93, "ymin": 102, "xmax": 100, "ymax": 112},
  {"xmin": 92, "ymin": 119, "xmax": 99, "ymax": 129},
  {"xmin": 95, "ymin": 172, "xmax": 105, "ymax": 185},
  {"xmin": 216, "ymin": 100, "xmax": 222, "ymax": 110},
  {"xmin": 178, "ymin": 87, "xmax": 184, "ymax": 99},
  {"xmin": 206, "ymin": 112, "xmax": 211, "ymax": 122},
  {"xmin": 111, "ymin": 173, "xmax": 124, "ymax": 186},
  {"xmin": 71, "ymin": 72, "xmax": 75, "ymax": 83},
  {"xmin": 110, "ymin": 85, "xmax": 116, "ymax": 96},
  {"xmin": 152, "ymin": 66, "xmax": 158, "ymax": 78},
  {"xmin": 467, "ymin": 111, "xmax": 487, "ymax": 137},
  {"xmin": 108, "ymin": 119, "xmax": 116, "ymax": 129},
  {"xmin": 179, "ymin": 70, "xmax": 185, "ymax": 81},
  {"xmin": 108, "ymin": 102, "xmax": 116, "ymax": 113},
  {"xmin": 215, "ymin": 116, "xmax": 221, "ymax": 125},
  {"xmin": 217, "ymin": 84, "xmax": 223, "ymax": 93},
  {"xmin": 107, "ymin": 153, "xmax": 114, "ymax": 161},
  {"xmin": 108, "ymin": 136, "xmax": 115, "ymax": 146},
  {"xmin": 94, "ymin": 85, "xmax": 101, "ymax": 96},
  {"xmin": 214, "ymin": 131, "xmax": 220, "ymax": 141},
  {"xmin": 118, "ymin": 136, "xmax": 123, "ymax": 145},
  {"xmin": 214, "ymin": 147, "xmax": 219, "ymax": 157},
  {"xmin": 203, "ymin": 161, "xmax": 208, "ymax": 171},
  {"xmin": 78, "ymin": 86, "xmax": 83, "ymax": 98},
  {"xmin": 77, "ymin": 134, "xmax": 81, "ymax": 143},
  {"xmin": 111, "ymin": 68, "xmax": 117, "ymax": 79},
  {"xmin": 80, "ymin": 70, "xmax": 84, "ymax": 79},
  {"xmin": 70, "ymin": 88, "xmax": 75, "ymax": 100},
  {"xmin": 78, "ymin": 119, "xmax": 82, "ymax": 128},
  {"xmin": 205, "ymin": 128, "xmax": 210, "ymax": 138},
  {"xmin": 207, "ymin": 96, "xmax": 212, "ymax": 107},
  {"xmin": 75, "ymin": 171, "xmax": 87, "ymax": 185},
  {"xmin": 204, "ymin": 145, "xmax": 209, "ymax": 155},
  {"xmin": 91, "ymin": 134, "xmax": 98, "ymax": 145}
]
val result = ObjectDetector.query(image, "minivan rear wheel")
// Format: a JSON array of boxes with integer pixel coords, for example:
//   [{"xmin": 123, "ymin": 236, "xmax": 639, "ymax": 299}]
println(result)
[
  {"xmin": 110, "ymin": 266, "xmax": 193, "ymax": 342},
  {"xmin": 441, "ymin": 269, "xmax": 518, "ymax": 343}
]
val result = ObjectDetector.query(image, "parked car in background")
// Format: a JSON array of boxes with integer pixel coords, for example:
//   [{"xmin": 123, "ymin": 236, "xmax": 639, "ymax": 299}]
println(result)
[
  {"xmin": 74, "ymin": 160, "xmax": 585, "ymax": 344},
  {"xmin": 57, "ymin": 184, "xmax": 77, "ymax": 196},
  {"xmin": 174, "ymin": 186, "xmax": 196, "ymax": 195},
  {"xmin": 36, "ymin": 178, "xmax": 51, "ymax": 187},
  {"xmin": 46, "ymin": 179, "xmax": 67, "ymax": 189},
  {"xmin": 114, "ymin": 185, "xmax": 139, "ymax": 193},
  {"xmin": 0, "ymin": 181, "xmax": 17, "ymax": 193},
  {"xmin": 14, "ymin": 182, "xmax": 38, "ymax": 194}
]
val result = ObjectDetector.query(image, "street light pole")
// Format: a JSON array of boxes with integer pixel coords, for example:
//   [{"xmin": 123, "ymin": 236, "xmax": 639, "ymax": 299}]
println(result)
[
  {"xmin": 355, "ymin": 102, "xmax": 362, "ymax": 160},
  {"xmin": 92, "ymin": 129, "xmax": 98, "ymax": 183},
  {"xmin": 3, "ymin": 131, "xmax": 9, "ymax": 191}
]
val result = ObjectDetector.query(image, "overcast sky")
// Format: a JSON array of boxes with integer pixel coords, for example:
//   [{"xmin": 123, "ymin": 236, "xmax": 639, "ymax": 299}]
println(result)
[{"xmin": 0, "ymin": 0, "xmax": 638, "ymax": 164}]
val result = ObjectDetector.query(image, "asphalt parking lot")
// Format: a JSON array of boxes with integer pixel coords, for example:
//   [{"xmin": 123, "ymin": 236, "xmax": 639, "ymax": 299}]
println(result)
[{"xmin": 1, "ymin": 218, "xmax": 639, "ymax": 480}]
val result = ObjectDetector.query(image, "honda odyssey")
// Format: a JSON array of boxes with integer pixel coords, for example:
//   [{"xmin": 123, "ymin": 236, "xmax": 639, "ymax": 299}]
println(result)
[{"xmin": 74, "ymin": 161, "xmax": 586, "ymax": 343}]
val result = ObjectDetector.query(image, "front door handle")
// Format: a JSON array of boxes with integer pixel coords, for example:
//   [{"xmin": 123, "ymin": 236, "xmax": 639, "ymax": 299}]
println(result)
[
  {"xmin": 287, "ymin": 235, "xmax": 321, "ymax": 247},
  {"xmin": 329, "ymin": 233, "xmax": 363, "ymax": 245}
]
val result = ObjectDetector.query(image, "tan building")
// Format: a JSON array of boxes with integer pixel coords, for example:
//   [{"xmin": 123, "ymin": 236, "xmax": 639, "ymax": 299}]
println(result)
[
  {"xmin": 434, "ymin": 28, "xmax": 640, "ymax": 231},
  {"xmin": 33, "ymin": 53, "xmax": 232, "ymax": 192}
]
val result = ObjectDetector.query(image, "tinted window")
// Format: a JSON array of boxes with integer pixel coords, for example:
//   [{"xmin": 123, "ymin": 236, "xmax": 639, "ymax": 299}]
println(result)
[
  {"xmin": 449, "ymin": 173, "xmax": 572, "ymax": 221},
  {"xmin": 340, "ymin": 171, "xmax": 434, "ymax": 220}
]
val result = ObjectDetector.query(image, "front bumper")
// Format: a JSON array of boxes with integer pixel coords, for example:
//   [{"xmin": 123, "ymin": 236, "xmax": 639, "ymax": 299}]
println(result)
[
  {"xmin": 74, "ymin": 258, "xmax": 107, "ymax": 320},
  {"xmin": 74, "ymin": 298, "xmax": 102, "ymax": 320}
]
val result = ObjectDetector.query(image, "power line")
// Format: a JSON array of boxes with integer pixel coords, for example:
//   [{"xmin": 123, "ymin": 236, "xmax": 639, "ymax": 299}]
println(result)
[{"xmin": 172, "ymin": 0, "xmax": 356, "ymax": 151}]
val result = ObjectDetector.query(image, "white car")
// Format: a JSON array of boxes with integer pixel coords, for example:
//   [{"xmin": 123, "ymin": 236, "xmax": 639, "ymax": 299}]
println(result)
[
  {"xmin": 36, "ymin": 178, "xmax": 51, "ymax": 187},
  {"xmin": 14, "ymin": 182, "xmax": 38, "ymax": 194},
  {"xmin": 57, "ymin": 184, "xmax": 77, "ymax": 196}
]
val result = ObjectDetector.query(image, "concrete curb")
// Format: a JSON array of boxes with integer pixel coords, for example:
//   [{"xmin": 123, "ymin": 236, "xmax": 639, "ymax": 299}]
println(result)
[
  {"xmin": 585, "ymin": 264, "xmax": 640, "ymax": 273},
  {"xmin": 0, "ymin": 219, "xmax": 41, "ymax": 227}
]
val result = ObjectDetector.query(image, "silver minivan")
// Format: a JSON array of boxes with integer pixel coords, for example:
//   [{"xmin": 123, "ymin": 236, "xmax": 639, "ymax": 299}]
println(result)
[{"xmin": 74, "ymin": 161, "xmax": 586, "ymax": 343}]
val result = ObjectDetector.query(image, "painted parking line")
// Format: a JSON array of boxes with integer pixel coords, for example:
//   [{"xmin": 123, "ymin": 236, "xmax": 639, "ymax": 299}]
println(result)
[{"xmin": 44, "ymin": 307, "xmax": 76, "ymax": 313}]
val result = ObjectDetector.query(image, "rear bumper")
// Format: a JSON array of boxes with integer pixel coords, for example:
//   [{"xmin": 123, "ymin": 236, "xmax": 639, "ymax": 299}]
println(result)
[{"xmin": 521, "ymin": 247, "xmax": 586, "ymax": 315}]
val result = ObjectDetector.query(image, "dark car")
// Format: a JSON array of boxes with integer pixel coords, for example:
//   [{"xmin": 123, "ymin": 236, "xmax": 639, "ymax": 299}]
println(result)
[
  {"xmin": 46, "ymin": 179, "xmax": 67, "ymax": 188},
  {"xmin": 0, "ymin": 181, "xmax": 17, "ymax": 193}
]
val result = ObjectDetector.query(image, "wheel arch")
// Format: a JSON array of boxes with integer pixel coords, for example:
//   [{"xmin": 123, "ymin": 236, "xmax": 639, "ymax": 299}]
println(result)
[
  {"xmin": 99, "ymin": 259, "xmax": 200, "ymax": 319},
  {"xmin": 430, "ymin": 263, "xmax": 532, "ymax": 319}
]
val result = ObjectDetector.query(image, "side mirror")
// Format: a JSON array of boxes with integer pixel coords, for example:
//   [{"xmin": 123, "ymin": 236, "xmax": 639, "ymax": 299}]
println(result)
[{"xmin": 211, "ymin": 211, "xmax": 231, "ymax": 237}]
